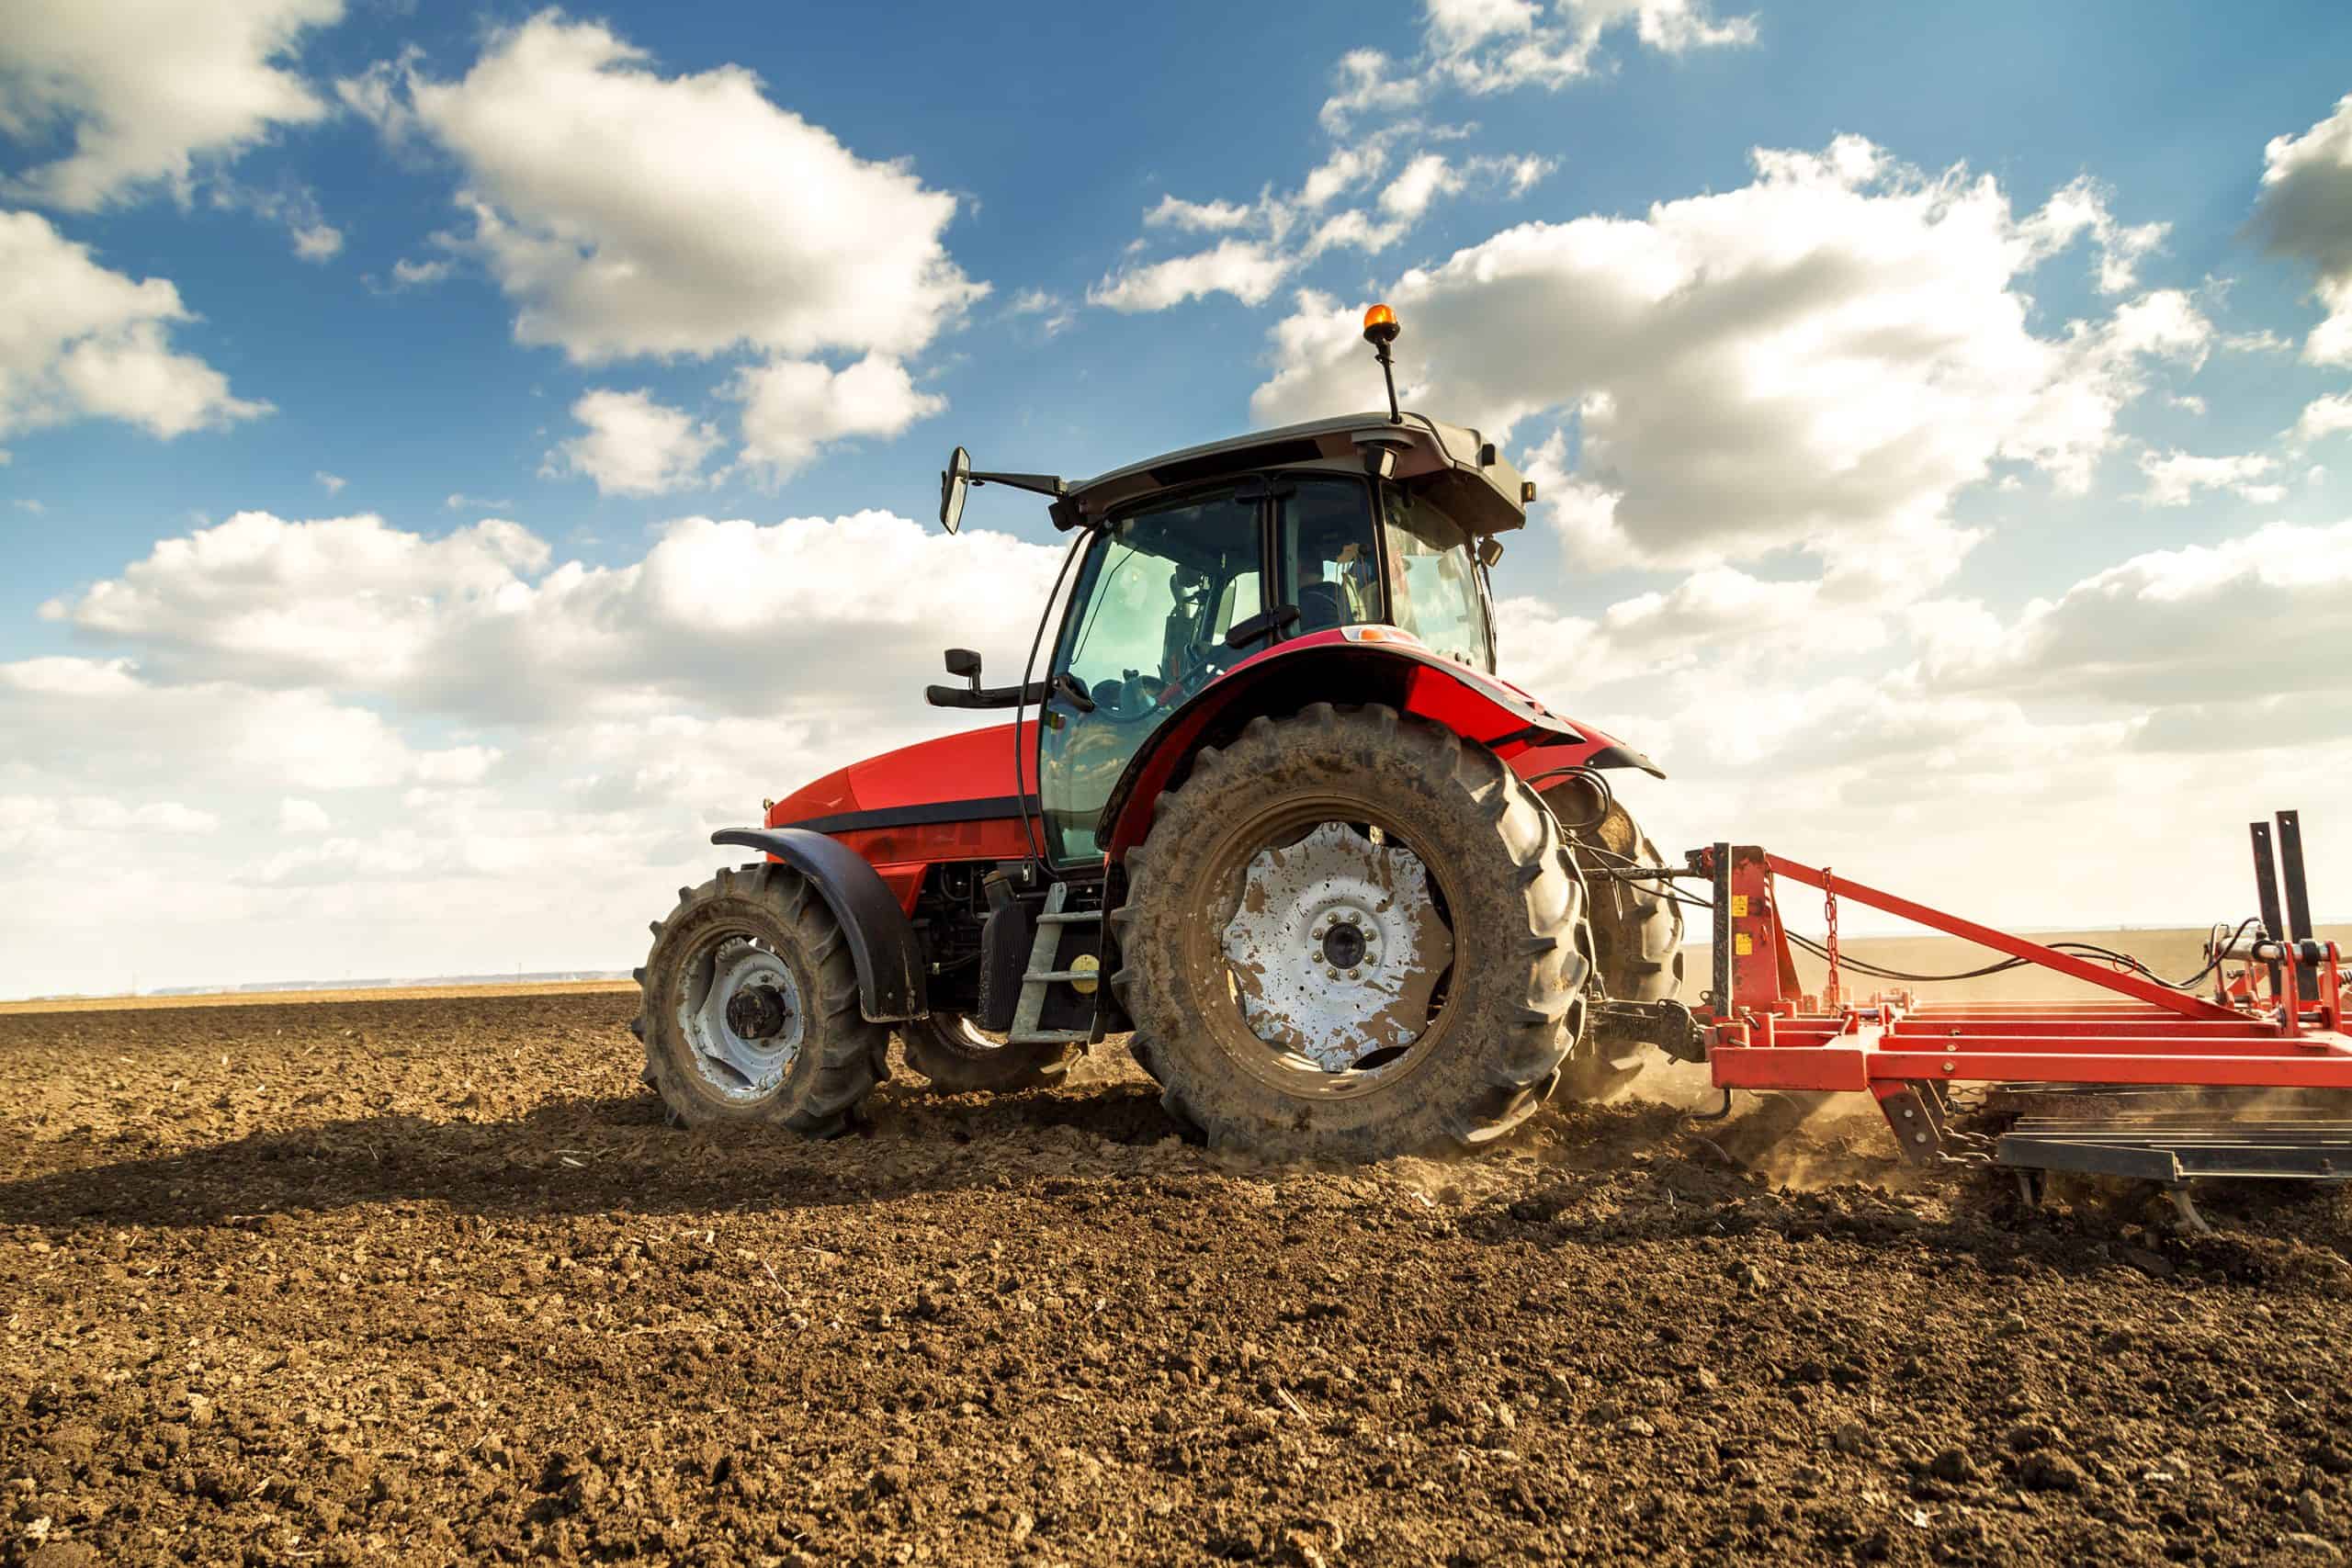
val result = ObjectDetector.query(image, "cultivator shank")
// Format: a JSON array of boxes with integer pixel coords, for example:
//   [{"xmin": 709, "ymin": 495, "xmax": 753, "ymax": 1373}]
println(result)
[{"xmin": 1681, "ymin": 813, "xmax": 2350, "ymax": 1176}]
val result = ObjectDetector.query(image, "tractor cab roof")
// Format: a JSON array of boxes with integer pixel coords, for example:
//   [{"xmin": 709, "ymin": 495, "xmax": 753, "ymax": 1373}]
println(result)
[{"xmin": 1058, "ymin": 412, "xmax": 1532, "ymax": 538}]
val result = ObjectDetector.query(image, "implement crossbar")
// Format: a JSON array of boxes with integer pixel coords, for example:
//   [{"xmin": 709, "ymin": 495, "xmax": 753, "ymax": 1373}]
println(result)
[{"xmin": 1763, "ymin": 853, "xmax": 2241, "ymax": 1021}]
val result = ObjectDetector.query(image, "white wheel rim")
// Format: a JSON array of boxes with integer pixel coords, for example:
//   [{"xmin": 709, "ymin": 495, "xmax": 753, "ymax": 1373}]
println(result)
[
  {"xmin": 1220, "ymin": 820, "xmax": 1453, "ymax": 1071},
  {"xmin": 677, "ymin": 935, "xmax": 806, "ymax": 1100}
]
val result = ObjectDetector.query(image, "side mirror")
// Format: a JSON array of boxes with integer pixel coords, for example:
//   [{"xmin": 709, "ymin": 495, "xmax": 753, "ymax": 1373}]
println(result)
[
  {"xmin": 1477, "ymin": 537, "xmax": 1505, "ymax": 570},
  {"xmin": 944, "ymin": 648, "xmax": 982, "ymax": 692},
  {"xmin": 939, "ymin": 446, "xmax": 971, "ymax": 534}
]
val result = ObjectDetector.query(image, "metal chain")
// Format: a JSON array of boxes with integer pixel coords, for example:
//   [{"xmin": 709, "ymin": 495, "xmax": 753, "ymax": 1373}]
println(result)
[{"xmin": 1823, "ymin": 868, "xmax": 1842, "ymax": 1010}]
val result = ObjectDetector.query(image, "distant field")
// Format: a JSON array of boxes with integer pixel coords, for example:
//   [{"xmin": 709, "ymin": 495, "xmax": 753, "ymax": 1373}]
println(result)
[
  {"xmin": 0, "ymin": 977, "xmax": 639, "ymax": 1016},
  {"xmin": 10, "ymin": 923, "xmax": 2345, "ymax": 1017}
]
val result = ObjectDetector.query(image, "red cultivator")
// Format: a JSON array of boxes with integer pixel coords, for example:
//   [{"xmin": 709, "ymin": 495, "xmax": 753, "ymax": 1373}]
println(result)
[{"xmin": 1683, "ymin": 810, "xmax": 2349, "ymax": 1212}]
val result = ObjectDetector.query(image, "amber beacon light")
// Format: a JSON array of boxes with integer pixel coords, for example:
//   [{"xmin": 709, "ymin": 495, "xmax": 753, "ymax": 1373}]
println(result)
[{"xmin": 1362, "ymin": 303, "xmax": 1404, "ymax": 422}]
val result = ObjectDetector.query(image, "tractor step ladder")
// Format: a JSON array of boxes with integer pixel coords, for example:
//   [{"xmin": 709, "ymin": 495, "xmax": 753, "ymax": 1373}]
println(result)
[{"xmin": 1010, "ymin": 883, "xmax": 1096, "ymax": 1047}]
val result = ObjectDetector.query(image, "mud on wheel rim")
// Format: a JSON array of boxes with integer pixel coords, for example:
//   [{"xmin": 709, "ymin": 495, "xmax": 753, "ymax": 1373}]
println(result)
[
  {"xmin": 675, "ymin": 931, "xmax": 808, "ymax": 1101},
  {"xmin": 1193, "ymin": 795, "xmax": 1463, "ymax": 1099}
]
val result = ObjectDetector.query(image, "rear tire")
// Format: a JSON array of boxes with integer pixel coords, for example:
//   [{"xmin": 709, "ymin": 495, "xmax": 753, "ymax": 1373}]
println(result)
[
  {"xmin": 1550, "ymin": 793, "xmax": 1685, "ymax": 1100},
  {"xmin": 1110, "ymin": 704, "xmax": 1591, "ymax": 1161},
  {"xmin": 899, "ymin": 1013, "xmax": 1076, "ymax": 1094},
  {"xmin": 635, "ymin": 863, "xmax": 888, "ymax": 1134}
]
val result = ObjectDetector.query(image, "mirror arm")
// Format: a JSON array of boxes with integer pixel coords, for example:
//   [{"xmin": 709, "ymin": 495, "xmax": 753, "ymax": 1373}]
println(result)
[
  {"xmin": 926, "ymin": 681, "xmax": 1047, "ymax": 711},
  {"xmin": 969, "ymin": 470, "xmax": 1067, "ymax": 501}
]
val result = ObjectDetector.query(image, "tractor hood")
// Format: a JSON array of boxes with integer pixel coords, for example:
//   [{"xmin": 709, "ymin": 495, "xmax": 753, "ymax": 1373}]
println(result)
[{"xmin": 766, "ymin": 723, "xmax": 1027, "ymax": 835}]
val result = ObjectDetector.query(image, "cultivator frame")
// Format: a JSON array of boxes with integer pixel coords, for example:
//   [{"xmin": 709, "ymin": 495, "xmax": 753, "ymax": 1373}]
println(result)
[{"xmin": 1679, "ymin": 811, "xmax": 2349, "ymax": 1170}]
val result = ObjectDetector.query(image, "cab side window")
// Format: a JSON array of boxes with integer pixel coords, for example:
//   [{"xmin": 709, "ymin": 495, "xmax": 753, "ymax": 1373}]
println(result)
[
  {"xmin": 1380, "ymin": 485, "xmax": 1494, "ymax": 671},
  {"xmin": 1280, "ymin": 477, "xmax": 1382, "ymax": 634}
]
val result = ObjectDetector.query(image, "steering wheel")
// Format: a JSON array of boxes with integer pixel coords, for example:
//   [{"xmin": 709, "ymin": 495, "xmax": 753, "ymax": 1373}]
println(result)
[
  {"xmin": 1101, "ymin": 671, "xmax": 1165, "ymax": 720},
  {"xmin": 1190, "ymin": 643, "xmax": 1242, "ymax": 683}
]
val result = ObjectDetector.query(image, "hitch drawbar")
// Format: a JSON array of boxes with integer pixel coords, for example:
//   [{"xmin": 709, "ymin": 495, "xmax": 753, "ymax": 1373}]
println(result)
[{"xmin": 1656, "ymin": 810, "xmax": 2349, "ymax": 1170}]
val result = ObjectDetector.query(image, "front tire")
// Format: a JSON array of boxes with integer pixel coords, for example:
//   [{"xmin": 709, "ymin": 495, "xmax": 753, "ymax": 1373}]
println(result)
[
  {"xmin": 633, "ymin": 863, "xmax": 888, "ymax": 1133},
  {"xmin": 1109, "ymin": 704, "xmax": 1592, "ymax": 1162},
  {"xmin": 899, "ymin": 1014, "xmax": 1076, "ymax": 1094}
]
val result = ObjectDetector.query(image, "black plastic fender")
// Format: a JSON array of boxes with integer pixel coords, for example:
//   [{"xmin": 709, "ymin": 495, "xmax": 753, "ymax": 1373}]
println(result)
[{"xmin": 709, "ymin": 827, "xmax": 928, "ymax": 1023}]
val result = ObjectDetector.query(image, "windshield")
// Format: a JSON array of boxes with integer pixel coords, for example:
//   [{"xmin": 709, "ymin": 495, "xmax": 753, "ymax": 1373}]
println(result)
[
  {"xmin": 1040, "ymin": 485, "xmax": 1262, "ymax": 862},
  {"xmin": 1380, "ymin": 484, "xmax": 1493, "ymax": 671},
  {"xmin": 1056, "ymin": 487, "xmax": 1261, "ymax": 701}
]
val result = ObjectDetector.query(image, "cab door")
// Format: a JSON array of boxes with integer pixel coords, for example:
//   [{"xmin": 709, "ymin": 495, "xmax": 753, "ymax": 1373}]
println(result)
[{"xmin": 1036, "ymin": 484, "xmax": 1265, "ymax": 865}]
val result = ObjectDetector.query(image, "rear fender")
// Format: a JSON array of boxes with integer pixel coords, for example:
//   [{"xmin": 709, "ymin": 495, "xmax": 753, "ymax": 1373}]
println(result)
[
  {"xmin": 1510, "ymin": 725, "xmax": 1666, "ymax": 789},
  {"xmin": 1099, "ymin": 637, "xmax": 1611, "ymax": 860},
  {"xmin": 710, "ymin": 827, "xmax": 927, "ymax": 1022}
]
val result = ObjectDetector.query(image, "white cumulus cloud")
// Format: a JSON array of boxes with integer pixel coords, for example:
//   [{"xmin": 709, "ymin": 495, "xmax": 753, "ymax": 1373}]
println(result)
[
  {"xmin": 2135, "ymin": 449, "xmax": 2284, "ymax": 507},
  {"xmin": 0, "ymin": 209, "xmax": 271, "ymax": 441},
  {"xmin": 1144, "ymin": 195, "xmax": 1257, "ymax": 231},
  {"xmin": 2253, "ymin": 93, "xmax": 2352, "ymax": 366},
  {"xmin": 732, "ymin": 355, "xmax": 945, "ymax": 480},
  {"xmin": 1323, "ymin": 0, "xmax": 1755, "ymax": 128},
  {"xmin": 1917, "ymin": 519, "xmax": 2352, "ymax": 714},
  {"xmin": 45, "ymin": 507, "xmax": 1065, "ymax": 728},
  {"xmin": 360, "ymin": 12, "xmax": 985, "ymax": 367},
  {"xmin": 1089, "ymin": 239, "xmax": 1295, "ymax": 312},
  {"xmin": 2295, "ymin": 391, "xmax": 2352, "ymax": 444},
  {"xmin": 6, "ymin": 502, "xmax": 1082, "ymax": 993},
  {"xmin": 0, "ymin": 0, "xmax": 343, "ymax": 209},
  {"xmin": 547, "ymin": 389, "xmax": 719, "ymax": 497},
  {"xmin": 1252, "ymin": 138, "xmax": 2211, "ymax": 576}
]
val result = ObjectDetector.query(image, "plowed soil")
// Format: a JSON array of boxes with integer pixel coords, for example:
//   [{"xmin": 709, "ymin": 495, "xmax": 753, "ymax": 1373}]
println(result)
[{"xmin": 6, "ymin": 988, "xmax": 2352, "ymax": 1567}]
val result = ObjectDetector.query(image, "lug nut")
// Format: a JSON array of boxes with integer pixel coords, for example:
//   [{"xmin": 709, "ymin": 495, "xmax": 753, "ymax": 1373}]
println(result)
[{"xmin": 1346, "ymin": 968, "xmax": 1362, "ymax": 981}]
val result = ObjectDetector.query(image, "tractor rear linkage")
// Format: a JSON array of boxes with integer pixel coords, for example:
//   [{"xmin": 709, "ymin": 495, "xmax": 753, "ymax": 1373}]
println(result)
[{"xmin": 1603, "ymin": 811, "xmax": 2349, "ymax": 1177}]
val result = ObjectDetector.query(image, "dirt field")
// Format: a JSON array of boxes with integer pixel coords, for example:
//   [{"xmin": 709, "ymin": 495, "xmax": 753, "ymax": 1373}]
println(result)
[
  {"xmin": 0, "ymin": 980, "xmax": 639, "ymax": 1016},
  {"xmin": 6, "ymin": 985, "xmax": 2352, "ymax": 1567}
]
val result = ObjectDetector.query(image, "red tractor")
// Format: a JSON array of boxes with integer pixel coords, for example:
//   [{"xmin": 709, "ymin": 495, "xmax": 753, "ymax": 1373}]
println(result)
[{"xmin": 633, "ymin": 305, "xmax": 1696, "ymax": 1159}]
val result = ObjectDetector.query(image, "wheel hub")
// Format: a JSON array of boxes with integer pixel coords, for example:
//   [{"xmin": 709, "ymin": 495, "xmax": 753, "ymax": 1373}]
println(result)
[
  {"xmin": 1319, "ymin": 920, "xmax": 1368, "ymax": 970},
  {"xmin": 723, "ymin": 983, "xmax": 793, "ymax": 1041},
  {"xmin": 678, "ymin": 938, "xmax": 807, "ymax": 1100},
  {"xmin": 1220, "ymin": 819, "xmax": 1453, "ymax": 1071}
]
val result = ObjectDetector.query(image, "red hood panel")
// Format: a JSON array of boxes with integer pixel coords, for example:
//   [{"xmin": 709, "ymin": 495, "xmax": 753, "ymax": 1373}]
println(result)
[{"xmin": 768, "ymin": 722, "xmax": 1023, "ymax": 829}]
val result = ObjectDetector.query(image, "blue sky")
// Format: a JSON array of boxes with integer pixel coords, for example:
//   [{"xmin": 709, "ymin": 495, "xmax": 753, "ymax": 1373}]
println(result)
[{"xmin": 4, "ymin": 0, "xmax": 2350, "ymax": 993}]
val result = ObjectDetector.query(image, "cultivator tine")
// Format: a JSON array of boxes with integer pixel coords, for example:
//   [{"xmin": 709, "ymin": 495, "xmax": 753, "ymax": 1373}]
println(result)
[
  {"xmin": 1876, "ymin": 1081, "xmax": 1990, "ymax": 1167},
  {"xmin": 2278, "ymin": 810, "xmax": 2314, "ymax": 943},
  {"xmin": 1878, "ymin": 1085, "xmax": 1944, "ymax": 1167},
  {"xmin": 2252, "ymin": 819, "xmax": 2288, "ymax": 998}
]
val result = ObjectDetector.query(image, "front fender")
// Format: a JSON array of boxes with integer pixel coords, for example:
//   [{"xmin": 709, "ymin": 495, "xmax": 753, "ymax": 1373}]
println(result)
[
  {"xmin": 1098, "ymin": 636, "xmax": 1600, "ymax": 860},
  {"xmin": 709, "ymin": 827, "xmax": 927, "ymax": 1022}
]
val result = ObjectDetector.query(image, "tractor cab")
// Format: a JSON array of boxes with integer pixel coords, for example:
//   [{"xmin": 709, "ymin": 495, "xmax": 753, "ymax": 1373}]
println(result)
[
  {"xmin": 935, "ymin": 305, "xmax": 1538, "ymax": 868},
  {"xmin": 1028, "ymin": 423, "xmax": 1521, "ymax": 863}
]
